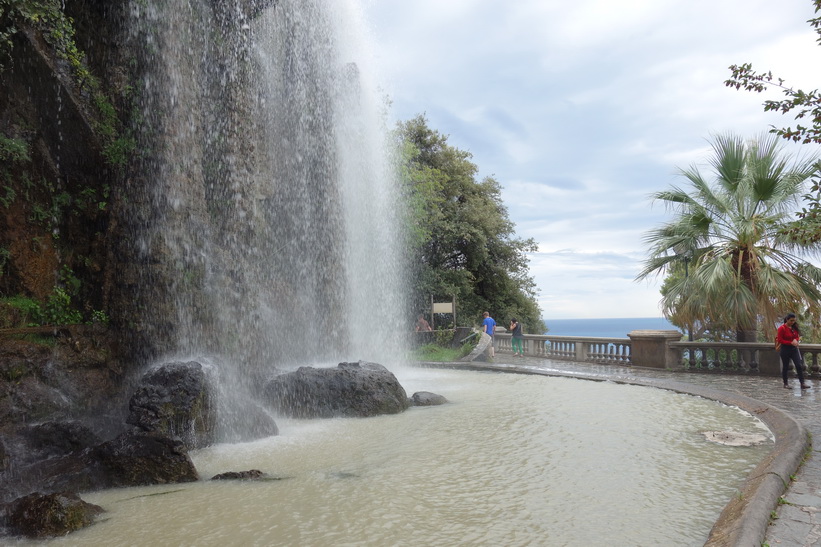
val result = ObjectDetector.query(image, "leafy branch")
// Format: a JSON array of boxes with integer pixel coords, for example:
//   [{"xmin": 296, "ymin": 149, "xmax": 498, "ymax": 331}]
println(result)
[{"xmin": 725, "ymin": 1, "xmax": 821, "ymax": 144}]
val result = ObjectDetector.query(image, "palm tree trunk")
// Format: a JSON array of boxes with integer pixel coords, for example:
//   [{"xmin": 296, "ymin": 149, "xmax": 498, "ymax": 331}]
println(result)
[
  {"xmin": 736, "ymin": 327, "xmax": 757, "ymax": 342},
  {"xmin": 734, "ymin": 248, "xmax": 758, "ymax": 342}
]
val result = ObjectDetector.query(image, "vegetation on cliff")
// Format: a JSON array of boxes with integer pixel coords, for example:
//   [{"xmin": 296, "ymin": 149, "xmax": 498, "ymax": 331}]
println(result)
[{"xmin": 0, "ymin": 0, "xmax": 129, "ymax": 330}]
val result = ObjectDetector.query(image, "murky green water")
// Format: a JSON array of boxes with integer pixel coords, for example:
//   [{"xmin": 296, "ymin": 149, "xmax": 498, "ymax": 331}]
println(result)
[{"xmin": 20, "ymin": 368, "xmax": 772, "ymax": 546}]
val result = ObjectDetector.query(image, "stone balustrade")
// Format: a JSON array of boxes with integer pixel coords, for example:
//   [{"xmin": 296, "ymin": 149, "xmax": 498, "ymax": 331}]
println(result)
[
  {"xmin": 496, "ymin": 333, "xmax": 632, "ymax": 365},
  {"xmin": 492, "ymin": 329, "xmax": 821, "ymax": 377}
]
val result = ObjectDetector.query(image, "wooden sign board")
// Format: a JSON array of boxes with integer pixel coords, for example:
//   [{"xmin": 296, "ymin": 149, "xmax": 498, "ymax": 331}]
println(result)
[{"xmin": 432, "ymin": 302, "xmax": 454, "ymax": 314}]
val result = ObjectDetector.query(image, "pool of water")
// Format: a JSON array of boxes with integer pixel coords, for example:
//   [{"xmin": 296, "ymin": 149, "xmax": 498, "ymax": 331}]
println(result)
[{"xmin": 21, "ymin": 368, "xmax": 772, "ymax": 546}]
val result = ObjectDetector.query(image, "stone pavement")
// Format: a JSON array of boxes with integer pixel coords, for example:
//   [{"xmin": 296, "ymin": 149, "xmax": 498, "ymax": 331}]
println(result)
[{"xmin": 439, "ymin": 355, "xmax": 821, "ymax": 546}]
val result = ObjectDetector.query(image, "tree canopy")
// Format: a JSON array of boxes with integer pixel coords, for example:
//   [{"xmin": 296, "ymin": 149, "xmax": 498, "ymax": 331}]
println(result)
[
  {"xmin": 395, "ymin": 115, "xmax": 545, "ymax": 334},
  {"xmin": 638, "ymin": 133, "xmax": 821, "ymax": 341},
  {"xmin": 725, "ymin": 0, "xmax": 821, "ymax": 242}
]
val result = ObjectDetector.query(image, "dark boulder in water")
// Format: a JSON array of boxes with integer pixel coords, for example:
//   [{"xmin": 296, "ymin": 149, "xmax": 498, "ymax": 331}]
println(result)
[
  {"xmin": 127, "ymin": 361, "xmax": 215, "ymax": 449},
  {"xmin": 264, "ymin": 361, "xmax": 410, "ymax": 418},
  {"xmin": 211, "ymin": 469, "xmax": 266, "ymax": 480},
  {"xmin": 410, "ymin": 391, "xmax": 449, "ymax": 406},
  {"xmin": 82, "ymin": 431, "xmax": 200, "ymax": 488},
  {"xmin": 9, "ymin": 431, "xmax": 198, "ymax": 499},
  {"xmin": 3, "ymin": 491, "xmax": 104, "ymax": 539}
]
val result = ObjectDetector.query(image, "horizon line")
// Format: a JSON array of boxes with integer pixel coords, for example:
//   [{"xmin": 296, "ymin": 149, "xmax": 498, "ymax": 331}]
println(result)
[{"xmin": 542, "ymin": 316, "xmax": 668, "ymax": 321}]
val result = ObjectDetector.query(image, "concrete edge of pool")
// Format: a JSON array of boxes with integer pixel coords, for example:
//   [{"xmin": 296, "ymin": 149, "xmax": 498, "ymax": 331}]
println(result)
[{"xmin": 415, "ymin": 361, "xmax": 810, "ymax": 547}]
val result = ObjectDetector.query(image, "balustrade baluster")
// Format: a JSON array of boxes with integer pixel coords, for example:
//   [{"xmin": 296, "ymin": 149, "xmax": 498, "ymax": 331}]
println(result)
[
  {"xmin": 737, "ymin": 348, "xmax": 747, "ymax": 372},
  {"xmin": 748, "ymin": 348, "xmax": 759, "ymax": 372},
  {"xmin": 806, "ymin": 351, "xmax": 818, "ymax": 376},
  {"xmin": 719, "ymin": 348, "xmax": 730, "ymax": 371}
]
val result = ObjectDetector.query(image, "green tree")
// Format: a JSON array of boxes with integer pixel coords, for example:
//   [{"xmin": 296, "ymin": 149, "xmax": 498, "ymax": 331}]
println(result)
[
  {"xmin": 395, "ymin": 115, "xmax": 545, "ymax": 334},
  {"xmin": 637, "ymin": 133, "xmax": 821, "ymax": 341},
  {"xmin": 658, "ymin": 260, "xmax": 735, "ymax": 341}
]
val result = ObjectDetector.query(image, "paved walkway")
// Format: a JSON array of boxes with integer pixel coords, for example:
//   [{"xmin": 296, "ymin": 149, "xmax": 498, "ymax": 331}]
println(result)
[{"xmin": 449, "ymin": 355, "xmax": 821, "ymax": 546}]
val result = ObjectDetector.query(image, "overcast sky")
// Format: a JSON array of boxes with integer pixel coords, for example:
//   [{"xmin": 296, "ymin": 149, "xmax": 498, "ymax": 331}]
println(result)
[{"xmin": 358, "ymin": 0, "xmax": 821, "ymax": 319}]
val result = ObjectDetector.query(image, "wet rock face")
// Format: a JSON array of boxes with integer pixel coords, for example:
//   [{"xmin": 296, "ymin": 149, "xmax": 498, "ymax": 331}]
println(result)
[
  {"xmin": 16, "ymin": 421, "xmax": 101, "ymax": 462},
  {"xmin": 214, "ymin": 0, "xmax": 279, "ymax": 19},
  {"xmin": 0, "ymin": 332, "xmax": 125, "ymax": 439},
  {"xmin": 0, "ymin": 438, "xmax": 7, "ymax": 472},
  {"xmin": 0, "ymin": 421, "xmax": 101, "ymax": 495},
  {"xmin": 127, "ymin": 361, "xmax": 215, "ymax": 449},
  {"xmin": 4, "ymin": 491, "xmax": 104, "ymax": 539},
  {"xmin": 264, "ymin": 361, "xmax": 410, "ymax": 418}
]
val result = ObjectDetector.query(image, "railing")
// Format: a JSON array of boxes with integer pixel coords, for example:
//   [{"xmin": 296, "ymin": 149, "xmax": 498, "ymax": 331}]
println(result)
[
  {"xmin": 670, "ymin": 342, "xmax": 763, "ymax": 373},
  {"xmin": 805, "ymin": 349, "xmax": 821, "ymax": 375},
  {"xmin": 493, "ymin": 331, "xmax": 821, "ymax": 377},
  {"xmin": 671, "ymin": 340, "xmax": 821, "ymax": 376},
  {"xmin": 496, "ymin": 333, "xmax": 632, "ymax": 366}
]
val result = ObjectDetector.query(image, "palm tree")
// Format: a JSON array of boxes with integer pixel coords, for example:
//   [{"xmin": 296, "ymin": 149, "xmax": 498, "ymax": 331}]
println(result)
[{"xmin": 637, "ymin": 133, "xmax": 821, "ymax": 342}]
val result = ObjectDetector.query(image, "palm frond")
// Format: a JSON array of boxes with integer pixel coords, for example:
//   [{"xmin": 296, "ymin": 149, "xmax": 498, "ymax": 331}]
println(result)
[
  {"xmin": 709, "ymin": 133, "xmax": 747, "ymax": 193},
  {"xmin": 640, "ymin": 132, "xmax": 821, "ymax": 339}
]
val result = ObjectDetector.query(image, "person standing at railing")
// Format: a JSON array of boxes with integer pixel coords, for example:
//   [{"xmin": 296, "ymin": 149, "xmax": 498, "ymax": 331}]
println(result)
[
  {"xmin": 482, "ymin": 311, "xmax": 496, "ymax": 359},
  {"xmin": 414, "ymin": 314, "xmax": 433, "ymax": 345},
  {"xmin": 509, "ymin": 318, "xmax": 524, "ymax": 357},
  {"xmin": 415, "ymin": 315, "xmax": 432, "ymax": 332},
  {"xmin": 777, "ymin": 313, "xmax": 809, "ymax": 389}
]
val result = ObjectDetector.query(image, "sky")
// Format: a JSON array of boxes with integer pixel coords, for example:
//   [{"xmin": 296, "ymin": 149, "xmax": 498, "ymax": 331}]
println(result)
[{"xmin": 358, "ymin": 0, "xmax": 821, "ymax": 319}]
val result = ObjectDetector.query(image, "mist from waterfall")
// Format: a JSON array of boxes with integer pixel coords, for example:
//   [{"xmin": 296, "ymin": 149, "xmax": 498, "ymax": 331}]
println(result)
[{"xmin": 127, "ymin": 0, "xmax": 409, "ymax": 439}]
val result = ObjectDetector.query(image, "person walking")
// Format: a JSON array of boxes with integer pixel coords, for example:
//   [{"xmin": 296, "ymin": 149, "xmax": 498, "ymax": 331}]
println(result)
[
  {"xmin": 482, "ymin": 311, "xmax": 496, "ymax": 359},
  {"xmin": 777, "ymin": 313, "xmax": 809, "ymax": 389},
  {"xmin": 509, "ymin": 318, "xmax": 524, "ymax": 356}
]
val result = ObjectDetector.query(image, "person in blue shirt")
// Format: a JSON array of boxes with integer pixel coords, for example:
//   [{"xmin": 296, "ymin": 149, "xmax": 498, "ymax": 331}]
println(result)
[{"xmin": 482, "ymin": 311, "xmax": 496, "ymax": 359}]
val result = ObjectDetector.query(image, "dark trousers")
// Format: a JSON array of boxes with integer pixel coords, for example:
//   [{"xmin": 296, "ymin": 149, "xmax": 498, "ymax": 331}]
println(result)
[{"xmin": 780, "ymin": 345, "xmax": 805, "ymax": 384}]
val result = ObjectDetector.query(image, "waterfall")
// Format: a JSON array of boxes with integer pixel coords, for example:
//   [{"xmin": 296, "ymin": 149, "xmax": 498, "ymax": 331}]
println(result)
[{"xmin": 124, "ymin": 0, "xmax": 408, "ymax": 439}]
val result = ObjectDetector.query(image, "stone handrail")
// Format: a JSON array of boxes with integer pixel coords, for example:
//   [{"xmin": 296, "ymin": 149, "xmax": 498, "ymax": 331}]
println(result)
[
  {"xmin": 496, "ymin": 333, "xmax": 632, "ymax": 365},
  {"xmin": 671, "ymin": 340, "xmax": 821, "ymax": 376},
  {"xmin": 492, "ymin": 330, "xmax": 821, "ymax": 377}
]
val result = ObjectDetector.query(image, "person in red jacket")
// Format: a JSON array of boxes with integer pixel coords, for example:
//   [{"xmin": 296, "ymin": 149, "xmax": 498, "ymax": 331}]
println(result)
[{"xmin": 777, "ymin": 313, "xmax": 809, "ymax": 389}]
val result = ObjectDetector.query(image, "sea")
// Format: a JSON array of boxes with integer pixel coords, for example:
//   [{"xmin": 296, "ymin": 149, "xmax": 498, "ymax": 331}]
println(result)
[{"xmin": 543, "ymin": 317, "xmax": 677, "ymax": 338}]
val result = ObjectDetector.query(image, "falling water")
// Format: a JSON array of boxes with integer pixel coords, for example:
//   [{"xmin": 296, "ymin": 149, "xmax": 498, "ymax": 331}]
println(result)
[{"xmin": 125, "ymin": 0, "xmax": 408, "ymax": 439}]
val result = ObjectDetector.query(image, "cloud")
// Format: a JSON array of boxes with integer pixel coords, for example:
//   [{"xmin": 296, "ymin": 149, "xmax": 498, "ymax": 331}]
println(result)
[
  {"xmin": 528, "ymin": 248, "xmax": 665, "ymax": 318},
  {"xmin": 363, "ymin": 0, "xmax": 821, "ymax": 318}
]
